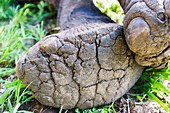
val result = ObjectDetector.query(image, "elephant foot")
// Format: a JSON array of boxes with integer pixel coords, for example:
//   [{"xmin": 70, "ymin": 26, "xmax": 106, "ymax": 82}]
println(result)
[
  {"xmin": 122, "ymin": 0, "xmax": 170, "ymax": 68},
  {"xmin": 16, "ymin": 23, "xmax": 143, "ymax": 109}
]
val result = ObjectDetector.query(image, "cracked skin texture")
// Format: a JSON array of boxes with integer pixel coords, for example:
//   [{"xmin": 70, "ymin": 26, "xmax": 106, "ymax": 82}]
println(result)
[
  {"xmin": 17, "ymin": 0, "xmax": 170, "ymax": 68},
  {"xmin": 16, "ymin": 23, "xmax": 143, "ymax": 109},
  {"xmin": 122, "ymin": 0, "xmax": 170, "ymax": 68}
]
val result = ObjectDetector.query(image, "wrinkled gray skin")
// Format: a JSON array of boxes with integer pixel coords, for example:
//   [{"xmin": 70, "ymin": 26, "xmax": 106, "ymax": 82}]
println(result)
[
  {"xmin": 122, "ymin": 0, "xmax": 170, "ymax": 68},
  {"xmin": 16, "ymin": 0, "xmax": 169, "ymax": 109}
]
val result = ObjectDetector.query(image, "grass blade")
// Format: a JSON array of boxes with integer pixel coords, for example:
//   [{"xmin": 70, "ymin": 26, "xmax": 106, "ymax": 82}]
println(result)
[{"xmin": 147, "ymin": 91, "xmax": 170, "ymax": 112}]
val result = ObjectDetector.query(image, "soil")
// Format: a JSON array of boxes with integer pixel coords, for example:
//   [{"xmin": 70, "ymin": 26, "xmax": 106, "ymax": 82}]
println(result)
[{"xmin": 18, "ymin": 93, "xmax": 167, "ymax": 113}]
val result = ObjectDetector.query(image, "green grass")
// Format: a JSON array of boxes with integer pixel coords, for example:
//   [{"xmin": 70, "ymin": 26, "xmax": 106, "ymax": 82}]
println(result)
[
  {"xmin": 94, "ymin": 0, "xmax": 124, "ymax": 24},
  {"xmin": 0, "ymin": 79, "xmax": 33, "ymax": 113},
  {"xmin": 0, "ymin": 0, "xmax": 169, "ymax": 113},
  {"xmin": 0, "ymin": 1, "xmax": 49, "ymax": 78},
  {"xmin": 0, "ymin": 0, "xmax": 53, "ymax": 112},
  {"xmin": 130, "ymin": 67, "xmax": 170, "ymax": 112},
  {"xmin": 75, "ymin": 104, "xmax": 117, "ymax": 113}
]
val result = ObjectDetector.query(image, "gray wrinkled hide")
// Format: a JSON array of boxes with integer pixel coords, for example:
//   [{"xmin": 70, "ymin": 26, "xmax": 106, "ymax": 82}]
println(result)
[{"xmin": 16, "ymin": 0, "xmax": 170, "ymax": 109}]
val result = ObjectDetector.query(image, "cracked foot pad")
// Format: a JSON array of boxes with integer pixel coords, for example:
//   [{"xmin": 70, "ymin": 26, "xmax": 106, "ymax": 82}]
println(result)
[{"xmin": 16, "ymin": 23, "xmax": 143, "ymax": 109}]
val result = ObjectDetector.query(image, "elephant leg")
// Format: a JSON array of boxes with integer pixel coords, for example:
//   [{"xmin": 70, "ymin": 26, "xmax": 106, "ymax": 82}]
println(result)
[
  {"xmin": 119, "ymin": 0, "xmax": 170, "ymax": 68},
  {"xmin": 57, "ymin": 0, "xmax": 114, "ymax": 30},
  {"xmin": 16, "ymin": 0, "xmax": 143, "ymax": 109}
]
